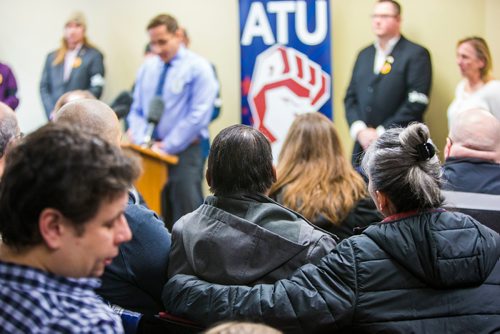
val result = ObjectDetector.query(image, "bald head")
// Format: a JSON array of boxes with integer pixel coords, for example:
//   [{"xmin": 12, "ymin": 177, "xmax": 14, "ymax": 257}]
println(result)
[
  {"xmin": 53, "ymin": 99, "xmax": 122, "ymax": 146},
  {"xmin": 448, "ymin": 108, "xmax": 500, "ymax": 162},
  {"xmin": 0, "ymin": 102, "xmax": 20, "ymax": 157}
]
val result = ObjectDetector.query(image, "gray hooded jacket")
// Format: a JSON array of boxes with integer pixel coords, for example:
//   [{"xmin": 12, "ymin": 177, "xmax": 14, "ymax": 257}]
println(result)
[{"xmin": 167, "ymin": 193, "xmax": 337, "ymax": 285}]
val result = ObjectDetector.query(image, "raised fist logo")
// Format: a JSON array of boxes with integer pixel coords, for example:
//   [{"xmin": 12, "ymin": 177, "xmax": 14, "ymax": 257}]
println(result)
[{"xmin": 248, "ymin": 45, "xmax": 331, "ymax": 158}]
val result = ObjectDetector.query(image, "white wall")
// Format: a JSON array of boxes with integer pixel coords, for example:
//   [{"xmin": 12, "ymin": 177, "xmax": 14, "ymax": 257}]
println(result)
[{"xmin": 0, "ymin": 0, "xmax": 240, "ymax": 135}]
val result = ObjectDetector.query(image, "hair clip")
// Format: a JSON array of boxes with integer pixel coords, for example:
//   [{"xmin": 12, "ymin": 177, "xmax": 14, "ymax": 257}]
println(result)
[{"xmin": 416, "ymin": 142, "xmax": 435, "ymax": 161}]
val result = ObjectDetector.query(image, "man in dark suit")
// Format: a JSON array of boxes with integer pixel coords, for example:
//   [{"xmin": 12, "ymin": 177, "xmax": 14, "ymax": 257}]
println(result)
[
  {"xmin": 40, "ymin": 12, "xmax": 105, "ymax": 120},
  {"xmin": 345, "ymin": 0, "xmax": 432, "ymax": 166}
]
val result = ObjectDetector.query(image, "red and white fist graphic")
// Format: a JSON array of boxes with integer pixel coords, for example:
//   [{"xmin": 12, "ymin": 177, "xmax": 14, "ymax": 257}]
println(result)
[{"xmin": 248, "ymin": 45, "xmax": 331, "ymax": 159}]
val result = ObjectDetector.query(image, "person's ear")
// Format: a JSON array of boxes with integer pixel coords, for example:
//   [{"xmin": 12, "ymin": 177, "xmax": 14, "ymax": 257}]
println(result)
[
  {"xmin": 375, "ymin": 190, "xmax": 391, "ymax": 215},
  {"xmin": 444, "ymin": 137, "xmax": 452, "ymax": 159},
  {"xmin": 39, "ymin": 208, "xmax": 66, "ymax": 250}
]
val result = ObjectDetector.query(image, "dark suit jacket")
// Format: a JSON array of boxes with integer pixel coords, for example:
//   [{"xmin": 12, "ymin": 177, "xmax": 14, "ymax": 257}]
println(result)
[
  {"xmin": 40, "ymin": 45, "xmax": 105, "ymax": 118},
  {"xmin": 344, "ymin": 36, "xmax": 432, "ymax": 164}
]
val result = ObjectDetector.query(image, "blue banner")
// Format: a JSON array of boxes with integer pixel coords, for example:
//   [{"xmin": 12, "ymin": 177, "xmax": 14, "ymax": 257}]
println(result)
[{"xmin": 239, "ymin": 0, "xmax": 332, "ymax": 157}]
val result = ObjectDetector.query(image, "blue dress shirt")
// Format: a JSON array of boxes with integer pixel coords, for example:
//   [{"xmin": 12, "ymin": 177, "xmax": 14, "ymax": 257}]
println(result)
[{"xmin": 128, "ymin": 46, "xmax": 219, "ymax": 155}]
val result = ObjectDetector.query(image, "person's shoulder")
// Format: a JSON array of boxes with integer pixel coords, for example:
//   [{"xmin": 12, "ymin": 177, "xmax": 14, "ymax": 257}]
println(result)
[
  {"xmin": 484, "ymin": 79, "xmax": 500, "ymax": 90},
  {"xmin": 125, "ymin": 202, "xmax": 169, "ymax": 233},
  {"xmin": 399, "ymin": 36, "xmax": 429, "ymax": 53},
  {"xmin": 357, "ymin": 44, "xmax": 375, "ymax": 56},
  {"xmin": 84, "ymin": 45, "xmax": 102, "ymax": 54},
  {"xmin": 45, "ymin": 49, "xmax": 58, "ymax": 61},
  {"xmin": 82, "ymin": 46, "xmax": 104, "ymax": 59},
  {"xmin": 183, "ymin": 49, "xmax": 213, "ymax": 70}
]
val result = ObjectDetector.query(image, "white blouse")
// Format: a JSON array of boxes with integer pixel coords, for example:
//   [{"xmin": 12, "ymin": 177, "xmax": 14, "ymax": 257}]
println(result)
[{"xmin": 447, "ymin": 79, "xmax": 500, "ymax": 127}]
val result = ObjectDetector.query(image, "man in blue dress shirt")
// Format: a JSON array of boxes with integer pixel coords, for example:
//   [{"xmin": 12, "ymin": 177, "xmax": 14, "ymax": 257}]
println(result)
[{"xmin": 128, "ymin": 14, "xmax": 218, "ymax": 229}]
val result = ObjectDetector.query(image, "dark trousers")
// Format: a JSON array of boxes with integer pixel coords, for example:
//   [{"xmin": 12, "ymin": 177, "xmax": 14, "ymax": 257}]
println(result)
[{"xmin": 162, "ymin": 142, "xmax": 204, "ymax": 231}]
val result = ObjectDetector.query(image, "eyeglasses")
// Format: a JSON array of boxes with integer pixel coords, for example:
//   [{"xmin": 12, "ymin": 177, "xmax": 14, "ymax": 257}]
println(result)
[{"xmin": 371, "ymin": 14, "xmax": 398, "ymax": 19}]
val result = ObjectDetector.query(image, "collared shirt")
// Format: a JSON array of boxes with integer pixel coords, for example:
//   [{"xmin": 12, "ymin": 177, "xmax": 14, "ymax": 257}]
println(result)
[
  {"xmin": 0, "ymin": 260, "xmax": 123, "ymax": 334},
  {"xmin": 373, "ymin": 36, "xmax": 400, "ymax": 74},
  {"xmin": 127, "ymin": 45, "xmax": 218, "ymax": 155},
  {"xmin": 63, "ymin": 44, "xmax": 83, "ymax": 82}
]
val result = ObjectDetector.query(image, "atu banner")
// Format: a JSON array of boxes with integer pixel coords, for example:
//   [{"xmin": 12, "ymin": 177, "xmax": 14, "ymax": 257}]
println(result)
[{"xmin": 239, "ymin": 0, "xmax": 332, "ymax": 159}]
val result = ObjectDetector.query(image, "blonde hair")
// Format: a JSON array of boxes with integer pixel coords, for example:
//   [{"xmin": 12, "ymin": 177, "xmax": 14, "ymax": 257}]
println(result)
[
  {"xmin": 52, "ymin": 15, "xmax": 96, "ymax": 66},
  {"xmin": 270, "ymin": 112, "xmax": 367, "ymax": 225},
  {"xmin": 458, "ymin": 36, "xmax": 494, "ymax": 82}
]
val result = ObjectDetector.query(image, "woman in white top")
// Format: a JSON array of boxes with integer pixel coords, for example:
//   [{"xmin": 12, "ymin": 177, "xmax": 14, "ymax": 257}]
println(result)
[{"xmin": 448, "ymin": 37, "xmax": 500, "ymax": 127}]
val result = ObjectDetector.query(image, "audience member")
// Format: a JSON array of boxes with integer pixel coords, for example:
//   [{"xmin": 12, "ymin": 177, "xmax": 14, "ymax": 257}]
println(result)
[
  {"xmin": 205, "ymin": 322, "xmax": 282, "ymax": 334},
  {"xmin": 0, "ymin": 62, "xmax": 19, "ymax": 110},
  {"xmin": 345, "ymin": 0, "xmax": 432, "ymax": 166},
  {"xmin": 443, "ymin": 108, "xmax": 500, "ymax": 194},
  {"xmin": 269, "ymin": 112, "xmax": 381, "ymax": 240},
  {"xmin": 127, "ymin": 14, "xmax": 218, "ymax": 229},
  {"xmin": 0, "ymin": 102, "xmax": 20, "ymax": 177},
  {"xmin": 447, "ymin": 37, "xmax": 500, "ymax": 126},
  {"xmin": 167, "ymin": 124, "xmax": 336, "ymax": 285},
  {"xmin": 441, "ymin": 108, "xmax": 500, "ymax": 232},
  {"xmin": 163, "ymin": 123, "xmax": 500, "ymax": 333},
  {"xmin": 52, "ymin": 89, "xmax": 96, "ymax": 118},
  {"xmin": 53, "ymin": 99, "xmax": 172, "ymax": 314},
  {"xmin": 40, "ymin": 12, "xmax": 105, "ymax": 120},
  {"xmin": 0, "ymin": 122, "xmax": 139, "ymax": 333}
]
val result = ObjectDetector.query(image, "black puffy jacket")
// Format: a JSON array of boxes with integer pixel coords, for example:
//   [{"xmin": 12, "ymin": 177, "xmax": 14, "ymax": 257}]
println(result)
[{"xmin": 163, "ymin": 210, "xmax": 500, "ymax": 333}]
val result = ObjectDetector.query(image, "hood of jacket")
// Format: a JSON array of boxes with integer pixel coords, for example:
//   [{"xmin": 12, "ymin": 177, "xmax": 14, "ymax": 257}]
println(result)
[
  {"xmin": 364, "ymin": 210, "xmax": 500, "ymax": 288},
  {"xmin": 178, "ymin": 193, "xmax": 323, "ymax": 285}
]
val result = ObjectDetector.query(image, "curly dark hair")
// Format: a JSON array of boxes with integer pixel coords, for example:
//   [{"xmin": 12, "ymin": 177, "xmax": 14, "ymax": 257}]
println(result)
[{"xmin": 0, "ymin": 122, "xmax": 140, "ymax": 249}]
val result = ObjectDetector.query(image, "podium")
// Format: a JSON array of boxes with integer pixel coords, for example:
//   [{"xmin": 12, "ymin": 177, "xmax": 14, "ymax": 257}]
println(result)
[{"xmin": 122, "ymin": 144, "xmax": 178, "ymax": 215}]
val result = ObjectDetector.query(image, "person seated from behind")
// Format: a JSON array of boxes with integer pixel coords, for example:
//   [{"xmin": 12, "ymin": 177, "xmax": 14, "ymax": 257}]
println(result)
[
  {"xmin": 167, "ymin": 124, "xmax": 336, "ymax": 285},
  {"xmin": 270, "ymin": 113, "xmax": 382, "ymax": 240},
  {"xmin": 442, "ymin": 107, "xmax": 500, "ymax": 194},
  {"xmin": 0, "ymin": 123, "xmax": 139, "ymax": 333},
  {"xmin": 205, "ymin": 322, "xmax": 282, "ymax": 334},
  {"xmin": 51, "ymin": 89, "xmax": 96, "ymax": 119},
  {"xmin": 53, "ymin": 99, "xmax": 172, "ymax": 314},
  {"xmin": 163, "ymin": 123, "xmax": 500, "ymax": 333},
  {"xmin": 0, "ymin": 102, "xmax": 21, "ymax": 177}
]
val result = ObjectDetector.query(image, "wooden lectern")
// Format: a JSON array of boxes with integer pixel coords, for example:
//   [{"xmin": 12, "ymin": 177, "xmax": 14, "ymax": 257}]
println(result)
[{"xmin": 122, "ymin": 144, "xmax": 178, "ymax": 215}]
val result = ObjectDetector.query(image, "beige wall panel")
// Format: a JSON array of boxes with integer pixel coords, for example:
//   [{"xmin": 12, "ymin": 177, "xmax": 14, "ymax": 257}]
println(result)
[{"xmin": 0, "ymin": 0, "xmax": 493, "ymax": 162}]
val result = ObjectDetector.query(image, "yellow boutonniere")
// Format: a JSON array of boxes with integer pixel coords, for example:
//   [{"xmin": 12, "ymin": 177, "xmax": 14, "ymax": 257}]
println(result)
[
  {"xmin": 0, "ymin": 74, "xmax": 3, "ymax": 85},
  {"xmin": 73, "ymin": 57, "xmax": 82, "ymax": 68},
  {"xmin": 380, "ymin": 62, "xmax": 392, "ymax": 75}
]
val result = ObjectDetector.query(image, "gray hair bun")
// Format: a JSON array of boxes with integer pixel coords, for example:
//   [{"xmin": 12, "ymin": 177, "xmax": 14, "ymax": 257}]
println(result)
[{"xmin": 399, "ymin": 123, "xmax": 436, "ymax": 162}]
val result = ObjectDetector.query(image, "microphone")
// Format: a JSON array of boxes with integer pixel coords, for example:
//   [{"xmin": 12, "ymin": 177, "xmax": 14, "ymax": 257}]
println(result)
[
  {"xmin": 111, "ymin": 91, "xmax": 133, "ymax": 119},
  {"xmin": 142, "ymin": 96, "xmax": 165, "ymax": 147}
]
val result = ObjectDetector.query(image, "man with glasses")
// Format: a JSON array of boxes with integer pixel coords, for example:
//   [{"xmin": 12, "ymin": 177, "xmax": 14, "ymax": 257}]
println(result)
[{"xmin": 345, "ymin": 0, "xmax": 432, "ymax": 167}]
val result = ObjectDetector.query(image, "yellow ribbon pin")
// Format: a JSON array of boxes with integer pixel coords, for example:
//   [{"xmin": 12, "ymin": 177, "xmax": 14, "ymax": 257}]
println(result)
[
  {"xmin": 73, "ymin": 57, "xmax": 82, "ymax": 68},
  {"xmin": 380, "ymin": 62, "xmax": 392, "ymax": 75}
]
